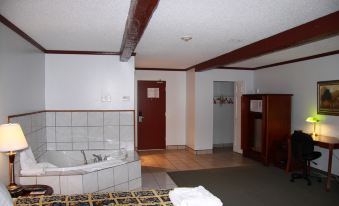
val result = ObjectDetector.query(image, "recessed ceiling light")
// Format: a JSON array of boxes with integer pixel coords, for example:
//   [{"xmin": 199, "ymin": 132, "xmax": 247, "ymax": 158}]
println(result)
[{"xmin": 180, "ymin": 36, "xmax": 192, "ymax": 42}]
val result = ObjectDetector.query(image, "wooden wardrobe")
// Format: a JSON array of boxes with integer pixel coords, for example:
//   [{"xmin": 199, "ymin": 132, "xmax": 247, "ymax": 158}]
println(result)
[{"xmin": 241, "ymin": 94, "xmax": 292, "ymax": 166}]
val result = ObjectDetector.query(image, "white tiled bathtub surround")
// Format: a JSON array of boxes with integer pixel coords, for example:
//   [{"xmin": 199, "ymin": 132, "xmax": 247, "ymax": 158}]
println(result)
[
  {"xmin": 46, "ymin": 111, "xmax": 135, "ymax": 151},
  {"xmin": 19, "ymin": 151, "xmax": 141, "ymax": 194},
  {"xmin": 8, "ymin": 110, "xmax": 136, "ymax": 193}
]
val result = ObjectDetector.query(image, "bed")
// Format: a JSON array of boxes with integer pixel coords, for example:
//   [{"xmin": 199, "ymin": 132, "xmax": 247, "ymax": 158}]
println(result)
[{"xmin": 14, "ymin": 189, "xmax": 173, "ymax": 206}]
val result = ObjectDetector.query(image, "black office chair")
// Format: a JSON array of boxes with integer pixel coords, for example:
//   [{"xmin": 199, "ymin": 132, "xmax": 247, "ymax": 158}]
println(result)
[{"xmin": 290, "ymin": 131, "xmax": 322, "ymax": 185}]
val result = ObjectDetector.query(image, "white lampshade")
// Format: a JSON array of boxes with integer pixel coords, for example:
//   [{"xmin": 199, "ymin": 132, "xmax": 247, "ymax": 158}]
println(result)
[{"xmin": 0, "ymin": 123, "xmax": 28, "ymax": 152}]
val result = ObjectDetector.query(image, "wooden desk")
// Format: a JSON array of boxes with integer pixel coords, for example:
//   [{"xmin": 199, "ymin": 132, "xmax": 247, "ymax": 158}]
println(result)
[
  {"xmin": 313, "ymin": 135, "xmax": 339, "ymax": 191},
  {"xmin": 286, "ymin": 135, "xmax": 339, "ymax": 191}
]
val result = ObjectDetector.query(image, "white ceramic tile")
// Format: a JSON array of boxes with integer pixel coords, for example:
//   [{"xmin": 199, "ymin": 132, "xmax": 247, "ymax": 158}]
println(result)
[
  {"xmin": 98, "ymin": 168, "xmax": 114, "ymax": 190},
  {"xmin": 114, "ymin": 182, "xmax": 129, "ymax": 192},
  {"xmin": 88, "ymin": 127, "xmax": 103, "ymax": 141},
  {"xmin": 120, "ymin": 126, "xmax": 134, "ymax": 141},
  {"xmin": 16, "ymin": 116, "xmax": 32, "ymax": 135},
  {"xmin": 128, "ymin": 161, "xmax": 141, "ymax": 180},
  {"xmin": 89, "ymin": 142, "xmax": 104, "ymax": 150},
  {"xmin": 19, "ymin": 176, "xmax": 36, "ymax": 185},
  {"xmin": 46, "ymin": 127, "xmax": 56, "ymax": 142},
  {"xmin": 141, "ymin": 174, "xmax": 158, "ymax": 189},
  {"xmin": 37, "ymin": 176, "xmax": 60, "ymax": 194},
  {"xmin": 46, "ymin": 112, "xmax": 56, "ymax": 126},
  {"xmin": 120, "ymin": 140, "xmax": 135, "ymax": 151},
  {"xmin": 56, "ymin": 112, "xmax": 71, "ymax": 126},
  {"xmin": 104, "ymin": 126, "xmax": 119, "ymax": 141},
  {"xmin": 72, "ymin": 127, "xmax": 88, "ymax": 142},
  {"xmin": 104, "ymin": 112, "xmax": 119, "ymax": 125},
  {"xmin": 56, "ymin": 127, "xmax": 72, "ymax": 142},
  {"xmin": 129, "ymin": 178, "xmax": 142, "ymax": 191},
  {"xmin": 56, "ymin": 143, "xmax": 72, "ymax": 150},
  {"xmin": 72, "ymin": 112, "xmax": 88, "ymax": 126},
  {"xmin": 83, "ymin": 172, "xmax": 98, "ymax": 193},
  {"xmin": 88, "ymin": 112, "xmax": 103, "ymax": 126},
  {"xmin": 47, "ymin": 142, "xmax": 56, "ymax": 150},
  {"xmin": 104, "ymin": 141, "xmax": 119, "ymax": 150},
  {"xmin": 119, "ymin": 112, "xmax": 134, "ymax": 125},
  {"xmin": 60, "ymin": 175, "xmax": 83, "ymax": 195},
  {"xmin": 153, "ymin": 172, "xmax": 175, "ymax": 186},
  {"xmin": 159, "ymin": 184, "xmax": 177, "ymax": 189},
  {"xmin": 31, "ymin": 113, "xmax": 43, "ymax": 131},
  {"xmin": 114, "ymin": 164, "xmax": 128, "ymax": 185},
  {"xmin": 100, "ymin": 186, "xmax": 115, "ymax": 193},
  {"xmin": 73, "ymin": 142, "xmax": 88, "ymax": 150}
]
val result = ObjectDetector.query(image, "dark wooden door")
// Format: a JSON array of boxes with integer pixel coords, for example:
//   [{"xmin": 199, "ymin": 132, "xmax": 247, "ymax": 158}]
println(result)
[{"xmin": 137, "ymin": 81, "xmax": 166, "ymax": 150}]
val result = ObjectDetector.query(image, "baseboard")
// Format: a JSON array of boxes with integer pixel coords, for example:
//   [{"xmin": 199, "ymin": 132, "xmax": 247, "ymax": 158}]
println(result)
[
  {"xmin": 185, "ymin": 146, "xmax": 213, "ymax": 154},
  {"xmin": 166, "ymin": 145, "xmax": 186, "ymax": 150},
  {"xmin": 213, "ymin": 143, "xmax": 233, "ymax": 148}
]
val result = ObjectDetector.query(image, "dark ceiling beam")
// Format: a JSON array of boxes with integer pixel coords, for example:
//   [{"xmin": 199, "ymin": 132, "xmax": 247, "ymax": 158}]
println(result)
[
  {"xmin": 255, "ymin": 49, "xmax": 339, "ymax": 70},
  {"xmin": 191, "ymin": 11, "xmax": 339, "ymax": 72},
  {"xmin": 0, "ymin": 14, "xmax": 46, "ymax": 52},
  {"xmin": 216, "ymin": 66, "xmax": 254, "ymax": 70},
  {"xmin": 120, "ymin": 0, "xmax": 159, "ymax": 62}
]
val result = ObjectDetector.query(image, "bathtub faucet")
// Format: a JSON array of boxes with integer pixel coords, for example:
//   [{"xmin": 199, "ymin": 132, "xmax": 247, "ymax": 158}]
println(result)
[
  {"xmin": 81, "ymin": 150, "xmax": 88, "ymax": 165},
  {"xmin": 92, "ymin": 154, "xmax": 103, "ymax": 162}
]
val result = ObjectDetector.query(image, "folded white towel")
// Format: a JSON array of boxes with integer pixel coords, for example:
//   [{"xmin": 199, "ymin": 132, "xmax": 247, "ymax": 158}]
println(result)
[
  {"xmin": 20, "ymin": 147, "xmax": 38, "ymax": 170},
  {"xmin": 169, "ymin": 186, "xmax": 223, "ymax": 206},
  {"xmin": 20, "ymin": 168, "xmax": 44, "ymax": 176}
]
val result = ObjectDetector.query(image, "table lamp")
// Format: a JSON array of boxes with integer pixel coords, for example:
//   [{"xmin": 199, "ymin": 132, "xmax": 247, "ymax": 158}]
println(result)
[
  {"xmin": 0, "ymin": 123, "xmax": 28, "ymax": 193},
  {"xmin": 306, "ymin": 117, "xmax": 320, "ymax": 137}
]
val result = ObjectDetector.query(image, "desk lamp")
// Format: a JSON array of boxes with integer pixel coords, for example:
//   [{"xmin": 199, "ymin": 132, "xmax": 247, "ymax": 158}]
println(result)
[
  {"xmin": 306, "ymin": 117, "xmax": 320, "ymax": 137},
  {"xmin": 0, "ymin": 123, "xmax": 28, "ymax": 193}
]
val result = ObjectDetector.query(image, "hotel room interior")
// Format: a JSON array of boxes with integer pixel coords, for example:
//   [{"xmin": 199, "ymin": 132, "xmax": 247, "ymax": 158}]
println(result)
[{"xmin": 0, "ymin": 0, "xmax": 339, "ymax": 205}]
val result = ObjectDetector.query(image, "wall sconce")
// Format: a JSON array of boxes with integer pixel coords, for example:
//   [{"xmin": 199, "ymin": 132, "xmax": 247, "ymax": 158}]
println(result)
[{"xmin": 305, "ymin": 117, "xmax": 320, "ymax": 137}]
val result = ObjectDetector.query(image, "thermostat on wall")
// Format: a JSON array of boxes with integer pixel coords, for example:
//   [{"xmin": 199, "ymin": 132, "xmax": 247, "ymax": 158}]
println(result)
[{"xmin": 122, "ymin": 96, "xmax": 130, "ymax": 101}]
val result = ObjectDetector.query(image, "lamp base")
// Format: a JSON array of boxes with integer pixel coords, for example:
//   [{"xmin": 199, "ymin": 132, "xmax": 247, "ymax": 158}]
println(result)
[{"xmin": 8, "ymin": 184, "xmax": 23, "ymax": 197}]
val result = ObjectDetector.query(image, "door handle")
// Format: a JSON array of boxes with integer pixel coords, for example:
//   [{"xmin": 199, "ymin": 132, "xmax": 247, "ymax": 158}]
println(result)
[{"xmin": 138, "ymin": 111, "xmax": 144, "ymax": 123}]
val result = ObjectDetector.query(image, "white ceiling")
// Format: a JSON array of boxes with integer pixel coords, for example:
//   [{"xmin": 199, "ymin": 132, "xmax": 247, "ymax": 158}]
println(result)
[
  {"xmin": 135, "ymin": 0, "xmax": 339, "ymax": 69},
  {"xmin": 227, "ymin": 35, "xmax": 339, "ymax": 68},
  {"xmin": 0, "ymin": 0, "xmax": 130, "ymax": 51},
  {"xmin": 0, "ymin": 0, "xmax": 338, "ymax": 69}
]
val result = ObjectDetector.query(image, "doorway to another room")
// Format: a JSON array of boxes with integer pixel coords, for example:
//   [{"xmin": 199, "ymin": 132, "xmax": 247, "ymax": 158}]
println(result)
[
  {"xmin": 213, "ymin": 81, "xmax": 235, "ymax": 149},
  {"xmin": 137, "ymin": 80, "xmax": 166, "ymax": 150}
]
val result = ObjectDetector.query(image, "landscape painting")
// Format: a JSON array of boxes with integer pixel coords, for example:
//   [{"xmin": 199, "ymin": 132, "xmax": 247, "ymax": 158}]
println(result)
[{"xmin": 318, "ymin": 80, "xmax": 339, "ymax": 116}]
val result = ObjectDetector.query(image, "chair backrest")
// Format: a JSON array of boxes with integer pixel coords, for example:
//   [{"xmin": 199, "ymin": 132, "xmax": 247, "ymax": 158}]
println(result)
[{"xmin": 291, "ymin": 131, "xmax": 314, "ymax": 161}]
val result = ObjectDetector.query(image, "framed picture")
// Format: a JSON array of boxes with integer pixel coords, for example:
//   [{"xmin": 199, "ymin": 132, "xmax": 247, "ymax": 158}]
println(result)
[{"xmin": 317, "ymin": 80, "xmax": 339, "ymax": 116}]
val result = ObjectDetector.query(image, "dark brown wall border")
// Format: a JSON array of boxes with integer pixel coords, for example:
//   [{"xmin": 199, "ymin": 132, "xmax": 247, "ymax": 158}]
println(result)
[
  {"xmin": 0, "ymin": 14, "xmax": 46, "ymax": 52},
  {"xmin": 45, "ymin": 50, "xmax": 121, "ymax": 55},
  {"xmin": 135, "ymin": 67, "xmax": 188, "ymax": 71},
  {"xmin": 191, "ymin": 11, "xmax": 339, "ymax": 72}
]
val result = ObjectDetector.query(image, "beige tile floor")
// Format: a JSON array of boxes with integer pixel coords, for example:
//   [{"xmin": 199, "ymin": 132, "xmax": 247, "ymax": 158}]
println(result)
[{"xmin": 138, "ymin": 148, "xmax": 257, "ymax": 189}]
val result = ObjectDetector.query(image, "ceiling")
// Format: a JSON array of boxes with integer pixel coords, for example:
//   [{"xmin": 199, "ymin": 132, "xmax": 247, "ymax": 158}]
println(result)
[{"xmin": 0, "ymin": 0, "xmax": 339, "ymax": 69}]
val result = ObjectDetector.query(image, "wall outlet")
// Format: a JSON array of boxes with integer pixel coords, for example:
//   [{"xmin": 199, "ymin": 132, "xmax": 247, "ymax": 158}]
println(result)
[
  {"xmin": 122, "ymin": 96, "xmax": 130, "ymax": 101},
  {"xmin": 101, "ymin": 95, "xmax": 112, "ymax": 102}
]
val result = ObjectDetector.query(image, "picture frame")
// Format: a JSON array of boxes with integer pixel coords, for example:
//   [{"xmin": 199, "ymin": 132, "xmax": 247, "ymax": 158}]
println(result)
[{"xmin": 317, "ymin": 80, "xmax": 339, "ymax": 116}]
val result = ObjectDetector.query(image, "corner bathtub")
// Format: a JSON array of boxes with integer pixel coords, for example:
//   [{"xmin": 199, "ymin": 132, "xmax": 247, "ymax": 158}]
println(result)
[{"xmin": 19, "ymin": 150, "xmax": 142, "ymax": 194}]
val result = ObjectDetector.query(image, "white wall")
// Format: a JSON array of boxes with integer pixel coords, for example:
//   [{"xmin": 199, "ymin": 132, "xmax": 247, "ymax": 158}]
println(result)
[
  {"xmin": 213, "ymin": 81, "xmax": 234, "ymax": 145},
  {"xmin": 195, "ymin": 69, "xmax": 254, "ymax": 150},
  {"xmin": 254, "ymin": 54, "xmax": 339, "ymax": 175},
  {"xmin": 135, "ymin": 70, "xmax": 187, "ymax": 146},
  {"xmin": 0, "ymin": 23, "xmax": 45, "ymax": 184},
  {"xmin": 45, "ymin": 54, "xmax": 135, "ymax": 110},
  {"xmin": 186, "ymin": 69, "xmax": 196, "ymax": 149}
]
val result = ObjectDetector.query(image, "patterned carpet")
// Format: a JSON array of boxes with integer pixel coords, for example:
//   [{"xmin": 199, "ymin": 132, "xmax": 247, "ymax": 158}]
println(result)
[{"xmin": 15, "ymin": 189, "xmax": 173, "ymax": 206}]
